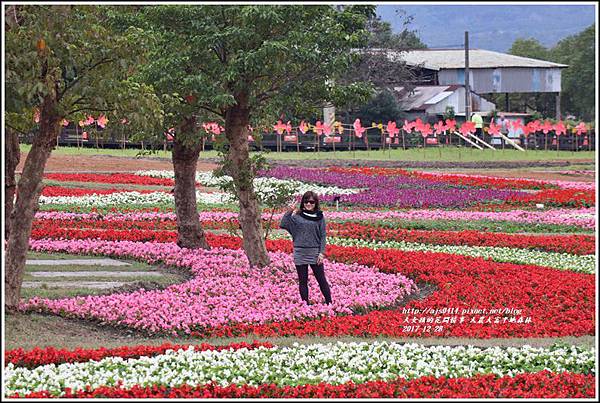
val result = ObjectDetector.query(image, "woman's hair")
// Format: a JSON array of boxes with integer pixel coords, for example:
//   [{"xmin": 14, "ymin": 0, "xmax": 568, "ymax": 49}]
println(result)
[{"xmin": 300, "ymin": 191, "xmax": 320, "ymax": 212}]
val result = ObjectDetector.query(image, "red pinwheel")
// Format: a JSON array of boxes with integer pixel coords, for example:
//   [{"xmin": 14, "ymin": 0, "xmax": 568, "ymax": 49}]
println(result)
[
  {"xmin": 203, "ymin": 122, "xmax": 223, "ymax": 135},
  {"xmin": 529, "ymin": 119, "xmax": 541, "ymax": 133},
  {"xmin": 445, "ymin": 119, "xmax": 457, "ymax": 132},
  {"xmin": 273, "ymin": 120, "xmax": 286, "ymax": 135},
  {"xmin": 314, "ymin": 121, "xmax": 324, "ymax": 136},
  {"xmin": 575, "ymin": 122, "xmax": 587, "ymax": 135},
  {"xmin": 509, "ymin": 118, "xmax": 524, "ymax": 133},
  {"xmin": 487, "ymin": 121, "xmax": 501, "ymax": 136},
  {"xmin": 420, "ymin": 123, "xmax": 432, "ymax": 138},
  {"xmin": 540, "ymin": 120, "xmax": 554, "ymax": 134},
  {"xmin": 553, "ymin": 121, "xmax": 567, "ymax": 136},
  {"xmin": 96, "ymin": 114, "xmax": 108, "ymax": 129},
  {"xmin": 402, "ymin": 119, "xmax": 414, "ymax": 133},
  {"xmin": 284, "ymin": 121, "xmax": 292, "ymax": 135},
  {"xmin": 459, "ymin": 121, "xmax": 476, "ymax": 136},
  {"xmin": 386, "ymin": 121, "xmax": 399, "ymax": 138},
  {"xmin": 353, "ymin": 118, "xmax": 366, "ymax": 138},
  {"xmin": 433, "ymin": 120, "xmax": 446, "ymax": 135},
  {"xmin": 413, "ymin": 118, "xmax": 424, "ymax": 132}
]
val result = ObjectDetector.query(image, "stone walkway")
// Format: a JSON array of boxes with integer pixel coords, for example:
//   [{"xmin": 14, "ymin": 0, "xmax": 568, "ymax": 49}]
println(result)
[
  {"xmin": 24, "ymin": 258, "xmax": 150, "ymax": 290},
  {"xmin": 22, "ymin": 281, "xmax": 127, "ymax": 289},
  {"xmin": 26, "ymin": 259, "xmax": 131, "ymax": 266},
  {"xmin": 29, "ymin": 271, "xmax": 161, "ymax": 278}
]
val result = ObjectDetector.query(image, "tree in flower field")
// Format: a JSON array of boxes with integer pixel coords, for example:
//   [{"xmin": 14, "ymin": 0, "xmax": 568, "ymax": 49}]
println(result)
[
  {"xmin": 4, "ymin": 5, "xmax": 163, "ymax": 310},
  {"xmin": 126, "ymin": 5, "xmax": 373, "ymax": 267}
]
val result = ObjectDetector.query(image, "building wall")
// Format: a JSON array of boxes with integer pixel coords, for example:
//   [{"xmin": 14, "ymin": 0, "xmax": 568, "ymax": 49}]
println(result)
[{"xmin": 438, "ymin": 67, "xmax": 562, "ymax": 93}]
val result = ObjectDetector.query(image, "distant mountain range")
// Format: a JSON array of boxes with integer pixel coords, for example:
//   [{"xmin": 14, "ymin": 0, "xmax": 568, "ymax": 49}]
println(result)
[{"xmin": 377, "ymin": 4, "xmax": 595, "ymax": 53}]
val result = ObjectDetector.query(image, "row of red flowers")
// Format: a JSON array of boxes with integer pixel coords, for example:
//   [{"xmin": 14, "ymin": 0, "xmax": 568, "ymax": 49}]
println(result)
[
  {"xmin": 327, "ymin": 222, "xmax": 596, "ymax": 255},
  {"xmin": 27, "ymin": 230, "xmax": 595, "ymax": 339},
  {"xmin": 9, "ymin": 371, "xmax": 595, "ymax": 398},
  {"xmin": 44, "ymin": 173, "xmax": 175, "ymax": 187},
  {"xmin": 327, "ymin": 167, "xmax": 557, "ymax": 190},
  {"xmin": 506, "ymin": 188, "xmax": 596, "ymax": 208},
  {"xmin": 41, "ymin": 187, "xmax": 163, "ymax": 197},
  {"xmin": 5, "ymin": 341, "xmax": 272, "ymax": 369},
  {"xmin": 31, "ymin": 218, "xmax": 595, "ymax": 255}
]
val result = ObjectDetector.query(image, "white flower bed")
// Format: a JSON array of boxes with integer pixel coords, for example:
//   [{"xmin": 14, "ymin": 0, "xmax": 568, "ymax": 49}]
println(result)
[
  {"xmin": 136, "ymin": 170, "xmax": 362, "ymax": 196},
  {"xmin": 4, "ymin": 342, "xmax": 594, "ymax": 396},
  {"xmin": 39, "ymin": 191, "xmax": 234, "ymax": 207},
  {"xmin": 325, "ymin": 238, "xmax": 596, "ymax": 274}
]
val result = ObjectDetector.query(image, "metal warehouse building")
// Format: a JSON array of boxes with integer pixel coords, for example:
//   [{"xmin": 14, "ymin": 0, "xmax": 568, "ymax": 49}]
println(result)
[{"xmin": 385, "ymin": 48, "xmax": 568, "ymax": 119}]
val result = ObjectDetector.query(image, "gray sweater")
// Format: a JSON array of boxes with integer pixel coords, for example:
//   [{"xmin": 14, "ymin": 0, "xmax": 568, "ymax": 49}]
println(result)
[{"xmin": 280, "ymin": 210, "xmax": 326, "ymax": 254}]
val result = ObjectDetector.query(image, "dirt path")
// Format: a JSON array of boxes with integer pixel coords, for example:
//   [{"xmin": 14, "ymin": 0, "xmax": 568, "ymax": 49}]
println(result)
[
  {"xmin": 17, "ymin": 152, "xmax": 217, "ymax": 173},
  {"xmin": 19, "ymin": 152, "xmax": 595, "ymax": 182}
]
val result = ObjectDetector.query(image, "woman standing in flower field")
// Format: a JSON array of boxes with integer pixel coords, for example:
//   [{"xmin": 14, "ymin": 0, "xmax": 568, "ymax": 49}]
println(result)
[{"xmin": 280, "ymin": 191, "xmax": 332, "ymax": 305}]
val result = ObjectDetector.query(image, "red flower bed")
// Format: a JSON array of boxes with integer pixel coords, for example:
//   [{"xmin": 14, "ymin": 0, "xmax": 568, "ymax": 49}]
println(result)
[
  {"xmin": 328, "ymin": 166, "xmax": 414, "ymax": 177},
  {"xmin": 27, "ymin": 229, "xmax": 595, "ymax": 339},
  {"xmin": 5, "ymin": 341, "xmax": 272, "ymax": 369},
  {"xmin": 44, "ymin": 173, "xmax": 175, "ymax": 187},
  {"xmin": 506, "ymin": 188, "xmax": 595, "ymax": 208},
  {"xmin": 9, "ymin": 371, "xmax": 595, "ymax": 398},
  {"xmin": 31, "ymin": 218, "xmax": 596, "ymax": 255},
  {"xmin": 328, "ymin": 222, "xmax": 595, "ymax": 255},
  {"xmin": 409, "ymin": 172, "xmax": 556, "ymax": 190},
  {"xmin": 41, "ymin": 187, "xmax": 161, "ymax": 197},
  {"xmin": 33, "ymin": 219, "xmax": 178, "ymax": 231}
]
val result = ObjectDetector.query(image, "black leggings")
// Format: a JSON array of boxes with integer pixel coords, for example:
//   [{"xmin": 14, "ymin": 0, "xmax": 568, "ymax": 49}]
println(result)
[{"xmin": 295, "ymin": 264, "xmax": 332, "ymax": 304}]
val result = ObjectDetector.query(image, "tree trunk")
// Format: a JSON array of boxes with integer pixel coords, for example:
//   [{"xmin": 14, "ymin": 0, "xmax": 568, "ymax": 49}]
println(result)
[
  {"xmin": 4, "ymin": 127, "xmax": 20, "ymax": 239},
  {"xmin": 171, "ymin": 131, "xmax": 209, "ymax": 250},
  {"xmin": 5, "ymin": 97, "xmax": 60, "ymax": 311},
  {"xmin": 225, "ymin": 95, "xmax": 270, "ymax": 268}
]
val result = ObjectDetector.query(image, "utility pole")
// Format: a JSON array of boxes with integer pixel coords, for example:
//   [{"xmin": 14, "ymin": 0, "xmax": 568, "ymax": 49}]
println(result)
[{"xmin": 464, "ymin": 31, "xmax": 471, "ymax": 122}]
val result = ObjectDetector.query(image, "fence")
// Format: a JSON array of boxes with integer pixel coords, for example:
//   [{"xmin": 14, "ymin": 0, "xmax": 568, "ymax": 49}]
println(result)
[{"xmin": 20, "ymin": 124, "xmax": 596, "ymax": 152}]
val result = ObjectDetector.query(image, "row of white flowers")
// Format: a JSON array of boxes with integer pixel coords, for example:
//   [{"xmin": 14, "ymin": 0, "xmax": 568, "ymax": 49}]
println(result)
[
  {"xmin": 38, "ymin": 191, "xmax": 234, "ymax": 207},
  {"xmin": 321, "ymin": 238, "xmax": 596, "ymax": 274},
  {"xmin": 136, "ymin": 169, "xmax": 362, "ymax": 196},
  {"xmin": 5, "ymin": 342, "xmax": 594, "ymax": 396}
]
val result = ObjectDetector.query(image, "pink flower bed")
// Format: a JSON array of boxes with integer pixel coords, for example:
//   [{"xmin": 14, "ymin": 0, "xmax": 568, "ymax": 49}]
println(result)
[
  {"xmin": 22, "ymin": 240, "xmax": 417, "ymax": 335},
  {"xmin": 34, "ymin": 207, "xmax": 596, "ymax": 229}
]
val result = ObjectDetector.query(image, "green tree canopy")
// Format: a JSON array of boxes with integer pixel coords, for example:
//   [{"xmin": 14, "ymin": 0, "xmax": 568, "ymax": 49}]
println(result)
[
  {"xmin": 112, "ymin": 4, "xmax": 376, "ymax": 266},
  {"xmin": 4, "ymin": 4, "xmax": 163, "ymax": 310},
  {"xmin": 497, "ymin": 25, "xmax": 595, "ymax": 120},
  {"xmin": 550, "ymin": 24, "xmax": 595, "ymax": 121}
]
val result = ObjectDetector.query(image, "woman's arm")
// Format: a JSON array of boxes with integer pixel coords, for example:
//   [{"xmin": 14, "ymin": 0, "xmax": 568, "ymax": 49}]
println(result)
[
  {"xmin": 318, "ymin": 216, "xmax": 326, "ymax": 255},
  {"xmin": 280, "ymin": 203, "xmax": 297, "ymax": 233}
]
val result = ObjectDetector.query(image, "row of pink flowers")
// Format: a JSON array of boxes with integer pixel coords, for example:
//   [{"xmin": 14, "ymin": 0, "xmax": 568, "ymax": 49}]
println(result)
[
  {"xmin": 22, "ymin": 240, "xmax": 417, "ymax": 335},
  {"xmin": 34, "ymin": 207, "xmax": 596, "ymax": 229}
]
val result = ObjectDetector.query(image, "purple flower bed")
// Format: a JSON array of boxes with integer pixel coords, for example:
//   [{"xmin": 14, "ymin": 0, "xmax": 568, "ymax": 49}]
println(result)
[{"xmin": 259, "ymin": 166, "xmax": 527, "ymax": 208}]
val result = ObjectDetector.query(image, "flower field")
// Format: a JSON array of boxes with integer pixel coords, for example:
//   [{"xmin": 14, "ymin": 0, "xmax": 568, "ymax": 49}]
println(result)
[{"xmin": 4, "ymin": 165, "xmax": 596, "ymax": 398}]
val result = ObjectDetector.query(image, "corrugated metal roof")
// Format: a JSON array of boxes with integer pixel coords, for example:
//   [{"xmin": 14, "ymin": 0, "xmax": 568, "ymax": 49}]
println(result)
[
  {"xmin": 395, "ymin": 85, "xmax": 453, "ymax": 111},
  {"xmin": 381, "ymin": 49, "xmax": 568, "ymax": 70},
  {"xmin": 424, "ymin": 91, "xmax": 453, "ymax": 105}
]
